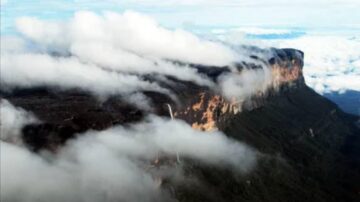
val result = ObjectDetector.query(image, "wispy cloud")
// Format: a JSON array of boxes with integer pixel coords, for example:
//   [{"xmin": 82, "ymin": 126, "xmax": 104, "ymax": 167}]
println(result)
[
  {"xmin": 0, "ymin": 99, "xmax": 38, "ymax": 143},
  {"xmin": 1, "ymin": 107, "xmax": 256, "ymax": 202},
  {"xmin": 2, "ymin": 11, "xmax": 280, "ymax": 106}
]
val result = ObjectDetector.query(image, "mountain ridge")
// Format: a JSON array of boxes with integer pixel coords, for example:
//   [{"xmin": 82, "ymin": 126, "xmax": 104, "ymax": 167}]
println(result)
[{"xmin": 1, "ymin": 47, "xmax": 359, "ymax": 201}]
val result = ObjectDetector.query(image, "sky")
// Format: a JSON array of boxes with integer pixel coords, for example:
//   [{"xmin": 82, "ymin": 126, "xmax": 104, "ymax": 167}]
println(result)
[{"xmin": 1, "ymin": 0, "xmax": 360, "ymax": 35}]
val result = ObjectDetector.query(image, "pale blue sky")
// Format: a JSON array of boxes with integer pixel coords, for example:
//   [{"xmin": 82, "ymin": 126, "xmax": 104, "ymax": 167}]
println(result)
[{"xmin": 1, "ymin": 0, "xmax": 360, "ymax": 35}]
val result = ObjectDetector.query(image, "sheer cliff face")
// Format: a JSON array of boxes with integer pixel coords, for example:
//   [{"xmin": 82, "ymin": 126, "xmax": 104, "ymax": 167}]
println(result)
[{"xmin": 174, "ymin": 48, "xmax": 305, "ymax": 132}]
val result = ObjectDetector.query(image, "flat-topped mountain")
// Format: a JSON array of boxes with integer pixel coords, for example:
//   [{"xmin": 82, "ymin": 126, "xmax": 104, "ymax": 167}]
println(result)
[{"xmin": 1, "ymin": 48, "xmax": 359, "ymax": 202}]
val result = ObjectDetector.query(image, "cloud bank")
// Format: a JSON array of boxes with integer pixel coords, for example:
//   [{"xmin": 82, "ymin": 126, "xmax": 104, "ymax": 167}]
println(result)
[
  {"xmin": 1, "ymin": 11, "xmax": 242, "ymax": 100},
  {"xmin": 1, "ymin": 11, "xmax": 280, "ymax": 106},
  {"xmin": 3, "ymin": 11, "xmax": 236, "ymax": 103},
  {"xmin": 15, "ymin": 10, "xmax": 236, "ymax": 66},
  {"xmin": 1, "ymin": 107, "xmax": 256, "ymax": 202},
  {"xmin": 1, "ymin": 53, "xmax": 167, "ymax": 97}
]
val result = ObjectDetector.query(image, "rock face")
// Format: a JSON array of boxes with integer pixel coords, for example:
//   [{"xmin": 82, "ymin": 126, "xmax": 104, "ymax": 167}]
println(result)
[
  {"xmin": 178, "ymin": 86, "xmax": 360, "ymax": 202},
  {"xmin": 1, "ymin": 48, "xmax": 359, "ymax": 201}
]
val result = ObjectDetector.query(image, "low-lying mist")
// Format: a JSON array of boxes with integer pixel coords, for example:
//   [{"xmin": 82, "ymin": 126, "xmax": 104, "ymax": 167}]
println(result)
[
  {"xmin": 0, "ymin": 100, "xmax": 256, "ymax": 202},
  {"xmin": 1, "ymin": 10, "xmax": 278, "ymax": 105}
]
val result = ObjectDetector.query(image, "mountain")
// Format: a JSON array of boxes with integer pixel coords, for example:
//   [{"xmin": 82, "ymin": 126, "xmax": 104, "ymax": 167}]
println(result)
[{"xmin": 1, "ymin": 48, "xmax": 359, "ymax": 202}]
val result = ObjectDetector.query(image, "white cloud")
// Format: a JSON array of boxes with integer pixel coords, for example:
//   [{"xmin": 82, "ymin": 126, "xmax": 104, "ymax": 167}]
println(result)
[
  {"xmin": 8, "ymin": 10, "xmax": 233, "ymax": 90},
  {"xmin": 0, "ymin": 115, "xmax": 256, "ymax": 202},
  {"xmin": 0, "ymin": 141, "xmax": 165, "ymax": 202},
  {"xmin": 219, "ymin": 67, "xmax": 272, "ymax": 101},
  {"xmin": 16, "ymin": 11, "xmax": 237, "ymax": 66},
  {"xmin": 0, "ymin": 36, "xmax": 27, "ymax": 53},
  {"xmin": 1, "ymin": 52, "xmax": 166, "ymax": 97},
  {"xmin": 0, "ymin": 99, "xmax": 38, "ymax": 143}
]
